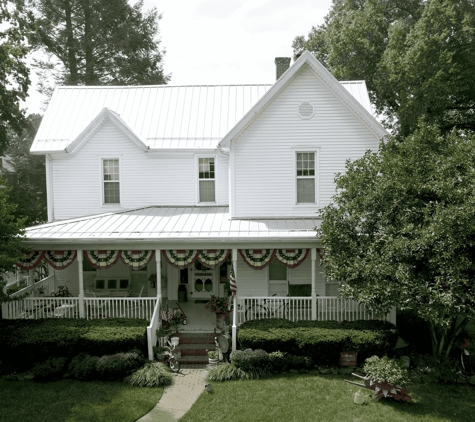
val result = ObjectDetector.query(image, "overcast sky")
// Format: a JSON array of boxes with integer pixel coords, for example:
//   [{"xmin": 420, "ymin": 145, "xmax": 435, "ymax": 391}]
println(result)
[{"xmin": 23, "ymin": 0, "xmax": 332, "ymax": 114}]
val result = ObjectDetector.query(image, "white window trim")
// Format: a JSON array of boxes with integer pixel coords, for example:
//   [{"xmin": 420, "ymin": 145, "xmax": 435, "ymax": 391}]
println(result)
[
  {"xmin": 100, "ymin": 157, "xmax": 122, "ymax": 207},
  {"xmin": 294, "ymin": 150, "xmax": 319, "ymax": 206},
  {"xmin": 195, "ymin": 154, "xmax": 217, "ymax": 205},
  {"xmin": 267, "ymin": 261, "xmax": 289, "ymax": 297}
]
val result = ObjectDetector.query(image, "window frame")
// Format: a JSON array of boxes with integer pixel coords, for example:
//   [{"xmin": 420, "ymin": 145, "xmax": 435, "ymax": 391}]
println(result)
[
  {"xmin": 267, "ymin": 260, "xmax": 289, "ymax": 297},
  {"xmin": 195, "ymin": 155, "xmax": 217, "ymax": 205},
  {"xmin": 294, "ymin": 150, "xmax": 319, "ymax": 206},
  {"xmin": 101, "ymin": 157, "xmax": 122, "ymax": 206}
]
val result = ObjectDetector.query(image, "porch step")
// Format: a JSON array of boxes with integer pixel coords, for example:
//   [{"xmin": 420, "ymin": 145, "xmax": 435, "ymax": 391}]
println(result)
[{"xmin": 172, "ymin": 332, "xmax": 218, "ymax": 366}]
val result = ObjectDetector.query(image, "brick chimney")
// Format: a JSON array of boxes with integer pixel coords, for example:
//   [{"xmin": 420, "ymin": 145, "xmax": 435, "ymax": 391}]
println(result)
[{"xmin": 275, "ymin": 57, "xmax": 291, "ymax": 80}]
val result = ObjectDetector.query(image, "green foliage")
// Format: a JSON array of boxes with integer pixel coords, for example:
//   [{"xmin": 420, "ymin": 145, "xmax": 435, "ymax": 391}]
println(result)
[
  {"xmin": 124, "ymin": 362, "xmax": 173, "ymax": 387},
  {"xmin": 294, "ymin": 0, "xmax": 475, "ymax": 136},
  {"xmin": 238, "ymin": 319, "xmax": 398, "ymax": 366},
  {"xmin": 319, "ymin": 123, "xmax": 475, "ymax": 357},
  {"xmin": 0, "ymin": 318, "xmax": 148, "ymax": 371},
  {"xmin": 206, "ymin": 362, "xmax": 272, "ymax": 382},
  {"xmin": 68, "ymin": 353, "xmax": 99, "ymax": 381},
  {"xmin": 18, "ymin": 0, "xmax": 169, "ymax": 95},
  {"xmin": 230, "ymin": 349, "xmax": 270, "ymax": 372},
  {"xmin": 32, "ymin": 357, "xmax": 68, "ymax": 381},
  {"xmin": 96, "ymin": 351, "xmax": 144, "ymax": 380},
  {"xmin": 410, "ymin": 354, "xmax": 466, "ymax": 384},
  {"xmin": 0, "ymin": 2, "xmax": 30, "ymax": 155},
  {"xmin": 363, "ymin": 355, "xmax": 409, "ymax": 387}
]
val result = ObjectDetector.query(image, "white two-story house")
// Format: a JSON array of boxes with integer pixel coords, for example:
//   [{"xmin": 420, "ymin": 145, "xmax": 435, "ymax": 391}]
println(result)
[{"xmin": 4, "ymin": 52, "xmax": 389, "ymax": 353}]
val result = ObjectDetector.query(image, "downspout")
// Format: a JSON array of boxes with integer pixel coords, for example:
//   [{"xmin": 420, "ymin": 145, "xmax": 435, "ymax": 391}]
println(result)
[{"xmin": 232, "ymin": 248, "xmax": 238, "ymax": 352}]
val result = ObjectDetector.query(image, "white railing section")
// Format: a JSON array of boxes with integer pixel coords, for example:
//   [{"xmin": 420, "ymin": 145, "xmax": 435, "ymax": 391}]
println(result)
[
  {"xmin": 237, "ymin": 296, "xmax": 312, "ymax": 324},
  {"xmin": 4, "ymin": 297, "xmax": 80, "ymax": 319},
  {"xmin": 146, "ymin": 298, "xmax": 162, "ymax": 361},
  {"xmin": 237, "ymin": 296, "xmax": 380, "ymax": 324},
  {"xmin": 84, "ymin": 298, "xmax": 157, "ymax": 319}
]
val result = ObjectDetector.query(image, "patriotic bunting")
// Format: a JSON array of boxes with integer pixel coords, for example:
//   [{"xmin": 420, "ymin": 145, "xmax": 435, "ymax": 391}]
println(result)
[
  {"xmin": 162, "ymin": 250, "xmax": 199, "ymax": 269},
  {"xmin": 120, "ymin": 250, "xmax": 155, "ymax": 270},
  {"xmin": 239, "ymin": 249, "xmax": 276, "ymax": 269},
  {"xmin": 85, "ymin": 250, "xmax": 120, "ymax": 269},
  {"xmin": 44, "ymin": 250, "xmax": 77, "ymax": 270},
  {"xmin": 197, "ymin": 249, "xmax": 230, "ymax": 268},
  {"xmin": 16, "ymin": 250, "xmax": 45, "ymax": 270},
  {"xmin": 275, "ymin": 249, "xmax": 309, "ymax": 269}
]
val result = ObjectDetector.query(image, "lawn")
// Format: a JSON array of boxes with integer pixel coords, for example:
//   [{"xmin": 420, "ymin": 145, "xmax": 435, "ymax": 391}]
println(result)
[
  {"xmin": 180, "ymin": 373, "xmax": 475, "ymax": 422},
  {"xmin": 0, "ymin": 378, "xmax": 162, "ymax": 422}
]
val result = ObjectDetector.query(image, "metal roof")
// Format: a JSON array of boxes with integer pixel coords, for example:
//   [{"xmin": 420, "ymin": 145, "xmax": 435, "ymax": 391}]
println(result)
[
  {"xmin": 31, "ymin": 80, "xmax": 374, "ymax": 154},
  {"xmin": 24, "ymin": 206, "xmax": 321, "ymax": 249}
]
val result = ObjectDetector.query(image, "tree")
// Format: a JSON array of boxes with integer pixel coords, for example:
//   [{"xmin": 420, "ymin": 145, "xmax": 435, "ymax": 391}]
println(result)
[
  {"xmin": 293, "ymin": 0, "xmax": 475, "ymax": 136},
  {"xmin": 1, "ymin": 114, "xmax": 47, "ymax": 225},
  {"xmin": 18, "ymin": 0, "xmax": 169, "ymax": 92},
  {"xmin": 319, "ymin": 122, "xmax": 475, "ymax": 358},
  {"xmin": 0, "ymin": 2, "xmax": 30, "ymax": 155},
  {"xmin": 0, "ymin": 179, "xmax": 26, "ymax": 304}
]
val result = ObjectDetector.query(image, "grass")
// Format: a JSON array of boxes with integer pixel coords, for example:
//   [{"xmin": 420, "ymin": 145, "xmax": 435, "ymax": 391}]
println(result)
[
  {"xmin": 0, "ymin": 378, "xmax": 162, "ymax": 422},
  {"xmin": 180, "ymin": 373, "xmax": 475, "ymax": 422}
]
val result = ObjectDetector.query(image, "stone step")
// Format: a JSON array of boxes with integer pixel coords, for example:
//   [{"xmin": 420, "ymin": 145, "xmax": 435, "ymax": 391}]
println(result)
[{"xmin": 177, "ymin": 344, "xmax": 215, "ymax": 357}]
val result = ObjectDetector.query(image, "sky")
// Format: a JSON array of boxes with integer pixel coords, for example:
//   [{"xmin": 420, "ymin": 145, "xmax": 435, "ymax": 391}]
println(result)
[{"xmin": 23, "ymin": 0, "xmax": 333, "ymax": 114}]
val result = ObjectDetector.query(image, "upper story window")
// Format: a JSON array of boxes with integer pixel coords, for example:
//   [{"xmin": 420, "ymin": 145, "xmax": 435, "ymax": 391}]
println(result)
[
  {"xmin": 102, "ymin": 158, "xmax": 120, "ymax": 204},
  {"xmin": 296, "ymin": 152, "xmax": 315, "ymax": 204},
  {"xmin": 198, "ymin": 157, "xmax": 215, "ymax": 203}
]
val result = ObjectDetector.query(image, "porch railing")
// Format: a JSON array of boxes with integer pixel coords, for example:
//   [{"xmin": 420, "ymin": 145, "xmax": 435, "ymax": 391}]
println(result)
[
  {"xmin": 84, "ymin": 298, "xmax": 157, "ymax": 319},
  {"xmin": 236, "ymin": 296, "xmax": 381, "ymax": 324},
  {"xmin": 146, "ymin": 298, "xmax": 162, "ymax": 360}
]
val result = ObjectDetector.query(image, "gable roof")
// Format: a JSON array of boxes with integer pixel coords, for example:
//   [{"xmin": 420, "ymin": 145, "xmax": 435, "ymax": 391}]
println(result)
[{"xmin": 219, "ymin": 51, "xmax": 387, "ymax": 148}]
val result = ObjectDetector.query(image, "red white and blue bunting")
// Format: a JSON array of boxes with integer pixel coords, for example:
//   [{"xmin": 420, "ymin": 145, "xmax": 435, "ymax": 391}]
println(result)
[
  {"xmin": 85, "ymin": 250, "xmax": 120, "ymax": 269},
  {"xmin": 44, "ymin": 250, "xmax": 77, "ymax": 270},
  {"xmin": 16, "ymin": 250, "xmax": 45, "ymax": 270},
  {"xmin": 275, "ymin": 249, "xmax": 309, "ymax": 269},
  {"xmin": 120, "ymin": 250, "xmax": 155, "ymax": 270},
  {"xmin": 162, "ymin": 250, "xmax": 199, "ymax": 269},
  {"xmin": 197, "ymin": 249, "xmax": 230, "ymax": 268},
  {"xmin": 239, "ymin": 249, "xmax": 276, "ymax": 270}
]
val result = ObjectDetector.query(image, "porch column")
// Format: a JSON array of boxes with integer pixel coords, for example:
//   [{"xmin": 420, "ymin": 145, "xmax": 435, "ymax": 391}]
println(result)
[
  {"xmin": 77, "ymin": 250, "xmax": 85, "ymax": 318},
  {"xmin": 232, "ymin": 248, "xmax": 238, "ymax": 352},
  {"xmin": 155, "ymin": 250, "xmax": 162, "ymax": 303},
  {"xmin": 28, "ymin": 269, "xmax": 34, "ymax": 286},
  {"xmin": 311, "ymin": 248, "xmax": 317, "ymax": 320}
]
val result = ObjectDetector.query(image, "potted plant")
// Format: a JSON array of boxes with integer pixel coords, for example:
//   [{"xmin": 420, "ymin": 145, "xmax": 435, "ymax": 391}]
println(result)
[
  {"xmin": 207, "ymin": 349, "xmax": 219, "ymax": 365},
  {"xmin": 204, "ymin": 295, "xmax": 231, "ymax": 330}
]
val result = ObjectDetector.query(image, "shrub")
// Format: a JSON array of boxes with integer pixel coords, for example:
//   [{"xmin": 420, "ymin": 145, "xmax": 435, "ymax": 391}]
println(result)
[
  {"xmin": 410, "ymin": 354, "xmax": 465, "ymax": 384},
  {"xmin": 363, "ymin": 356, "xmax": 409, "ymax": 387},
  {"xmin": 68, "ymin": 353, "xmax": 100, "ymax": 381},
  {"xmin": 125, "ymin": 362, "xmax": 173, "ymax": 387},
  {"xmin": 206, "ymin": 363, "xmax": 271, "ymax": 382},
  {"xmin": 32, "ymin": 357, "xmax": 68, "ymax": 381},
  {"xmin": 230, "ymin": 349, "xmax": 270, "ymax": 372},
  {"xmin": 96, "ymin": 351, "xmax": 145, "ymax": 380}
]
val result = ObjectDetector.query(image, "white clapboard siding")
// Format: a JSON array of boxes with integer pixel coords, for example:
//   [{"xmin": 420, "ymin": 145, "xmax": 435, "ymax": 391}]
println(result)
[
  {"xmin": 52, "ymin": 120, "xmax": 229, "ymax": 220},
  {"xmin": 235, "ymin": 258, "xmax": 269, "ymax": 296},
  {"xmin": 232, "ymin": 65, "xmax": 381, "ymax": 218}
]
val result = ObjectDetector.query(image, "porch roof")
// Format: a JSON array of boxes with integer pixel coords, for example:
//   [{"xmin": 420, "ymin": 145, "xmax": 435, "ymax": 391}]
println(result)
[{"xmin": 24, "ymin": 206, "xmax": 321, "ymax": 249}]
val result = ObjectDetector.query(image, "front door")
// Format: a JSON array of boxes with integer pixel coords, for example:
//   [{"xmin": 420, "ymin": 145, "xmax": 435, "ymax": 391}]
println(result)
[{"xmin": 190, "ymin": 261, "xmax": 215, "ymax": 299}]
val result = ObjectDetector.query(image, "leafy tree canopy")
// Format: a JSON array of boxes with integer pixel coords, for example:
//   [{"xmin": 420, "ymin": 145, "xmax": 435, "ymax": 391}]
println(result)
[
  {"xmin": 0, "ymin": 2, "xmax": 30, "ymax": 155},
  {"xmin": 17, "ymin": 0, "xmax": 170, "ymax": 94},
  {"xmin": 1, "ymin": 114, "xmax": 46, "ymax": 225},
  {"xmin": 0, "ymin": 179, "xmax": 26, "ymax": 304},
  {"xmin": 293, "ymin": 0, "xmax": 475, "ymax": 136},
  {"xmin": 319, "ymin": 122, "xmax": 475, "ymax": 357}
]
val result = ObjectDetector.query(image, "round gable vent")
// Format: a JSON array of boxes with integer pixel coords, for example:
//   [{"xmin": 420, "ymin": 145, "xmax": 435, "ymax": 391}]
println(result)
[{"xmin": 298, "ymin": 102, "xmax": 314, "ymax": 119}]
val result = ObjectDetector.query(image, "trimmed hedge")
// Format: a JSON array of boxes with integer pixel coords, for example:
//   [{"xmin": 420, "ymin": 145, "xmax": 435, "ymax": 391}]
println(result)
[
  {"xmin": 238, "ymin": 319, "xmax": 398, "ymax": 366},
  {"xmin": 0, "ymin": 318, "xmax": 148, "ymax": 372}
]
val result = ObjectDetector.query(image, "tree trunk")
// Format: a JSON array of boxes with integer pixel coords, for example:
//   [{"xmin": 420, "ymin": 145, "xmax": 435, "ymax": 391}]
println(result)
[
  {"xmin": 83, "ymin": 0, "xmax": 95, "ymax": 85},
  {"xmin": 64, "ymin": 0, "xmax": 78, "ymax": 84},
  {"xmin": 428, "ymin": 317, "xmax": 470, "ymax": 359}
]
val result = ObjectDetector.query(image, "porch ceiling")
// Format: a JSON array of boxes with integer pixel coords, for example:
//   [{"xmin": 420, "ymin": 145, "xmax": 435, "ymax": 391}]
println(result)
[{"xmin": 24, "ymin": 206, "xmax": 322, "ymax": 249}]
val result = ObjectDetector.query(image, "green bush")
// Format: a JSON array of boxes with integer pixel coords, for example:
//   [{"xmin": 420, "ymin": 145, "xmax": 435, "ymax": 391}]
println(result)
[
  {"xmin": 125, "ymin": 362, "xmax": 173, "ymax": 387},
  {"xmin": 238, "ymin": 319, "xmax": 398, "ymax": 366},
  {"xmin": 363, "ymin": 356, "xmax": 409, "ymax": 387},
  {"xmin": 68, "ymin": 353, "xmax": 100, "ymax": 381},
  {"xmin": 230, "ymin": 349, "xmax": 270, "ymax": 372},
  {"xmin": 206, "ymin": 362, "xmax": 272, "ymax": 381},
  {"xmin": 32, "ymin": 357, "xmax": 68, "ymax": 381},
  {"xmin": 0, "ymin": 319, "xmax": 148, "ymax": 372},
  {"xmin": 96, "ymin": 351, "xmax": 145, "ymax": 380}
]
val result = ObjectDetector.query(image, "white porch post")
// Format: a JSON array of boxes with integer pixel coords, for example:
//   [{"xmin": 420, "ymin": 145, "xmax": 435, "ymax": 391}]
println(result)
[
  {"xmin": 78, "ymin": 250, "xmax": 85, "ymax": 318},
  {"xmin": 155, "ymin": 250, "xmax": 162, "ymax": 302},
  {"xmin": 232, "ymin": 248, "xmax": 238, "ymax": 352},
  {"xmin": 311, "ymin": 248, "xmax": 317, "ymax": 320},
  {"xmin": 28, "ymin": 269, "xmax": 34, "ymax": 286}
]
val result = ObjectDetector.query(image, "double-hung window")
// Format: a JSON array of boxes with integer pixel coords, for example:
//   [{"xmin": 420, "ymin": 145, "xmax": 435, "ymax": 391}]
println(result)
[
  {"xmin": 102, "ymin": 158, "xmax": 120, "ymax": 204},
  {"xmin": 198, "ymin": 157, "xmax": 215, "ymax": 203},
  {"xmin": 296, "ymin": 152, "xmax": 316, "ymax": 204}
]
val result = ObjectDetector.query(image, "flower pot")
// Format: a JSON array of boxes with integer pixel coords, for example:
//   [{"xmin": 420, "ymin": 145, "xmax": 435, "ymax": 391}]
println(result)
[
  {"xmin": 208, "ymin": 358, "xmax": 219, "ymax": 365},
  {"xmin": 171, "ymin": 337, "xmax": 180, "ymax": 347},
  {"xmin": 216, "ymin": 312, "xmax": 227, "ymax": 330}
]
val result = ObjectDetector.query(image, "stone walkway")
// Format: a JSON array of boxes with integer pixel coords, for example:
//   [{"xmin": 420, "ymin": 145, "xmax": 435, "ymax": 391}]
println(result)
[{"xmin": 137, "ymin": 367, "xmax": 206, "ymax": 422}]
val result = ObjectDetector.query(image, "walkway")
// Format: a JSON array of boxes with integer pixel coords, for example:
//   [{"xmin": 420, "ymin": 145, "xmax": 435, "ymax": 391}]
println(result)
[{"xmin": 137, "ymin": 366, "xmax": 206, "ymax": 422}]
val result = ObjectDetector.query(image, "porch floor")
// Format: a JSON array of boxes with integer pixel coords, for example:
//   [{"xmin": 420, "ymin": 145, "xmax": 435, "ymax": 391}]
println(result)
[{"xmin": 164, "ymin": 300, "xmax": 216, "ymax": 332}]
